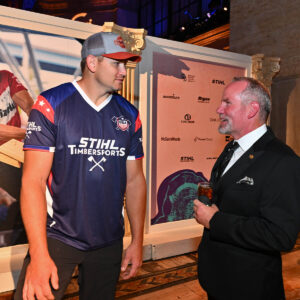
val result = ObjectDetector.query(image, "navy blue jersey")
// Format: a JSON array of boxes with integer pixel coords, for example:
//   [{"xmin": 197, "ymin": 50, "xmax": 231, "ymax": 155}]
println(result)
[{"xmin": 24, "ymin": 81, "xmax": 143, "ymax": 250}]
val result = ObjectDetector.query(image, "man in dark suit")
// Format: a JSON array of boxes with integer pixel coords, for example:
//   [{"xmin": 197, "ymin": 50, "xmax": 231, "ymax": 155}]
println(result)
[{"xmin": 193, "ymin": 77, "xmax": 300, "ymax": 300}]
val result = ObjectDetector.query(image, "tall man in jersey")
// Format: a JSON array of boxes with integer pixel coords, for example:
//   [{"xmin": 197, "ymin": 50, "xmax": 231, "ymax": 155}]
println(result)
[
  {"xmin": 15, "ymin": 32, "xmax": 146, "ymax": 300},
  {"xmin": 193, "ymin": 77, "xmax": 300, "ymax": 300}
]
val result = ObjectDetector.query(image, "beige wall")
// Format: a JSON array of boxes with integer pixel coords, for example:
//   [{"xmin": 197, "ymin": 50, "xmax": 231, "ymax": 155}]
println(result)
[{"xmin": 230, "ymin": 0, "xmax": 300, "ymax": 154}]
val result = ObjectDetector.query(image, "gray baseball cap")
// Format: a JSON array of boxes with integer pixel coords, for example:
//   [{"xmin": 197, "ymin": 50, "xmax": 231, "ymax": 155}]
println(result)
[{"xmin": 81, "ymin": 32, "xmax": 141, "ymax": 62}]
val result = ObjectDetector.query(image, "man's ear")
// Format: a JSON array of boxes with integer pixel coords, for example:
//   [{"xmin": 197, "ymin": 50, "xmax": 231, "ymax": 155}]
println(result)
[
  {"xmin": 86, "ymin": 55, "xmax": 97, "ymax": 73},
  {"xmin": 248, "ymin": 101, "xmax": 260, "ymax": 119}
]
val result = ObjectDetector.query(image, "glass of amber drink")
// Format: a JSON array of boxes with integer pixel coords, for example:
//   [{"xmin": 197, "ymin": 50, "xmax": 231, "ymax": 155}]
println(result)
[{"xmin": 198, "ymin": 182, "xmax": 213, "ymax": 206}]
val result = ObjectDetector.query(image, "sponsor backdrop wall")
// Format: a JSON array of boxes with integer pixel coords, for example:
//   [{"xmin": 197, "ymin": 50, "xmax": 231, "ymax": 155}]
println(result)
[
  {"xmin": 151, "ymin": 53, "xmax": 245, "ymax": 224},
  {"xmin": 139, "ymin": 36, "xmax": 252, "ymax": 232}
]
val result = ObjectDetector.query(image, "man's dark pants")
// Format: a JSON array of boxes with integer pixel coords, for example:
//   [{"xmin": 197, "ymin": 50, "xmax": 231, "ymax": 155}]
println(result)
[{"xmin": 14, "ymin": 237, "xmax": 123, "ymax": 300}]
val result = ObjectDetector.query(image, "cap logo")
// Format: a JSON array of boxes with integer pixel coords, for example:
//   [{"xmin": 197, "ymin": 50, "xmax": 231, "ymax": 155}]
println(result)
[{"xmin": 114, "ymin": 36, "xmax": 126, "ymax": 49}]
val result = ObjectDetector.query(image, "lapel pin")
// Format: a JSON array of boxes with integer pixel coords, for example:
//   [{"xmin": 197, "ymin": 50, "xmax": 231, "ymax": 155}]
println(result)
[{"xmin": 249, "ymin": 154, "xmax": 254, "ymax": 159}]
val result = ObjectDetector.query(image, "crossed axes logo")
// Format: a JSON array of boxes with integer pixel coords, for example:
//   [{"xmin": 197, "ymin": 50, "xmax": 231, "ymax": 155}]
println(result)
[{"xmin": 88, "ymin": 156, "xmax": 107, "ymax": 172}]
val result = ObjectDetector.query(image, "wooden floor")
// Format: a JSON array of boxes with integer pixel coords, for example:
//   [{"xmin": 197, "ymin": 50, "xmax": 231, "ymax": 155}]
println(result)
[
  {"xmin": 122, "ymin": 247, "xmax": 300, "ymax": 300},
  {"xmin": 1, "ymin": 247, "xmax": 300, "ymax": 300},
  {"xmin": 128, "ymin": 280, "xmax": 207, "ymax": 300}
]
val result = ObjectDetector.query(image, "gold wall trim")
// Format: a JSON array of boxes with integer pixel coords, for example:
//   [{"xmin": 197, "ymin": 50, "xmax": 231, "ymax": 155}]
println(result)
[
  {"xmin": 102, "ymin": 22, "xmax": 147, "ymax": 55},
  {"xmin": 102, "ymin": 22, "xmax": 147, "ymax": 106},
  {"xmin": 251, "ymin": 54, "xmax": 281, "ymax": 91},
  {"xmin": 101, "ymin": 23, "xmax": 147, "ymax": 235}
]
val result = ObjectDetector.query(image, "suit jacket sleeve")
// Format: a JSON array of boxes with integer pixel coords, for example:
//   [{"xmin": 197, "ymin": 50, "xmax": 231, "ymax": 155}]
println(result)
[{"xmin": 209, "ymin": 154, "xmax": 300, "ymax": 253}]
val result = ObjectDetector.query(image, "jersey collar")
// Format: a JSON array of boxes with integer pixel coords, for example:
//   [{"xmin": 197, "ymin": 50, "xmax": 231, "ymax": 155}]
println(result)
[{"xmin": 72, "ymin": 80, "xmax": 112, "ymax": 112}]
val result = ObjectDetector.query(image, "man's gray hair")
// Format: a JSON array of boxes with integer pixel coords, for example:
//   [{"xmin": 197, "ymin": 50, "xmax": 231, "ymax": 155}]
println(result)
[{"xmin": 232, "ymin": 77, "xmax": 271, "ymax": 121}]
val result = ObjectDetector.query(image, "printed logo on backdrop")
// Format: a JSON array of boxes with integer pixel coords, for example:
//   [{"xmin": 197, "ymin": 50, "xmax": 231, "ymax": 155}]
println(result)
[
  {"xmin": 210, "ymin": 117, "xmax": 218, "ymax": 122},
  {"xmin": 180, "ymin": 156, "xmax": 194, "ymax": 162},
  {"xmin": 181, "ymin": 73, "xmax": 196, "ymax": 82},
  {"xmin": 181, "ymin": 114, "xmax": 195, "ymax": 124},
  {"xmin": 162, "ymin": 94, "xmax": 180, "ymax": 100},
  {"xmin": 185, "ymin": 114, "xmax": 191, "ymax": 121},
  {"xmin": 206, "ymin": 156, "xmax": 218, "ymax": 160},
  {"xmin": 111, "ymin": 116, "xmax": 131, "ymax": 131},
  {"xmin": 161, "ymin": 137, "xmax": 181, "ymax": 142},
  {"xmin": 187, "ymin": 74, "xmax": 196, "ymax": 82},
  {"xmin": 194, "ymin": 137, "xmax": 213, "ymax": 142},
  {"xmin": 197, "ymin": 96, "xmax": 210, "ymax": 103},
  {"xmin": 212, "ymin": 79, "xmax": 225, "ymax": 85}
]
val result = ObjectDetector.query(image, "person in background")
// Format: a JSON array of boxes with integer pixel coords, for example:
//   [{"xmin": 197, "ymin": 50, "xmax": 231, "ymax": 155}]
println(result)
[
  {"xmin": 194, "ymin": 77, "xmax": 300, "ymax": 300},
  {"xmin": 0, "ymin": 70, "xmax": 33, "ymax": 245},
  {"xmin": 0, "ymin": 70, "xmax": 33, "ymax": 145},
  {"xmin": 14, "ymin": 32, "xmax": 146, "ymax": 300}
]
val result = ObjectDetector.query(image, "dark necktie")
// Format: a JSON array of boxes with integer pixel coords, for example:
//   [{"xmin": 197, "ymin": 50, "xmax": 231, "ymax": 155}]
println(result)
[{"xmin": 215, "ymin": 141, "xmax": 239, "ymax": 181}]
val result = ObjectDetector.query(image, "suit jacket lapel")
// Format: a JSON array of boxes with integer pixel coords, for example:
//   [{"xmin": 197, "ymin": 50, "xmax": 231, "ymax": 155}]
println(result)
[{"xmin": 213, "ymin": 129, "xmax": 275, "ymax": 195}]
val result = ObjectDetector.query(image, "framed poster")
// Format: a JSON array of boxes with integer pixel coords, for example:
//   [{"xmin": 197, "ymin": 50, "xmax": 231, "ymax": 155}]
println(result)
[
  {"xmin": 0, "ymin": 22, "xmax": 83, "ymax": 249},
  {"xmin": 139, "ymin": 36, "xmax": 252, "ymax": 233},
  {"xmin": 0, "ymin": 5, "xmax": 101, "ymax": 292}
]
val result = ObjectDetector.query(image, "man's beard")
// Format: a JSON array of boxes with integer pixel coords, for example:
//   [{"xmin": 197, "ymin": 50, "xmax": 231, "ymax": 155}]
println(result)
[{"xmin": 218, "ymin": 119, "xmax": 232, "ymax": 134}]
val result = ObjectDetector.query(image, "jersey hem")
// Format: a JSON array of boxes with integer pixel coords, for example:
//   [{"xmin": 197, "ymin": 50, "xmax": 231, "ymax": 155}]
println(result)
[{"xmin": 46, "ymin": 232, "xmax": 124, "ymax": 251}]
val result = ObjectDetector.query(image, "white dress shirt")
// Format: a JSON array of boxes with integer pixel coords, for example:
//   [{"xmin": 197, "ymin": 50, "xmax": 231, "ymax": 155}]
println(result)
[{"xmin": 223, "ymin": 124, "xmax": 267, "ymax": 175}]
